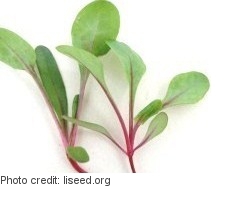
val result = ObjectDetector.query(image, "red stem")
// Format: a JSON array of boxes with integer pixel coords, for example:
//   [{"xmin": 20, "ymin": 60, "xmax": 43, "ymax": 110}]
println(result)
[
  {"xmin": 129, "ymin": 63, "xmax": 134, "ymax": 147},
  {"xmin": 28, "ymin": 70, "xmax": 68, "ymax": 147},
  {"xmin": 99, "ymin": 81, "xmax": 139, "ymax": 173},
  {"xmin": 28, "ymin": 69, "xmax": 88, "ymax": 173},
  {"xmin": 101, "ymin": 85, "xmax": 132, "ymax": 153},
  {"xmin": 129, "ymin": 97, "xmax": 134, "ymax": 148},
  {"xmin": 128, "ymin": 155, "xmax": 136, "ymax": 173},
  {"xmin": 67, "ymin": 156, "xmax": 87, "ymax": 173},
  {"xmin": 107, "ymin": 136, "xmax": 127, "ymax": 154}
]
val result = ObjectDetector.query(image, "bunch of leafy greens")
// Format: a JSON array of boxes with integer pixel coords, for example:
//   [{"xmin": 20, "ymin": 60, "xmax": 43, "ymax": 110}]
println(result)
[{"xmin": 0, "ymin": 0, "xmax": 209, "ymax": 173}]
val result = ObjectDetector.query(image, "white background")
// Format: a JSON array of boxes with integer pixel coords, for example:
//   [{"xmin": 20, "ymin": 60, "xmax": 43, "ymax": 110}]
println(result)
[{"xmin": 0, "ymin": 0, "xmax": 224, "ymax": 197}]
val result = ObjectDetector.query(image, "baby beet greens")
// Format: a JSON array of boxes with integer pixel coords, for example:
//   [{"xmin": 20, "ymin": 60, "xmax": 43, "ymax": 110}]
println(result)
[
  {"xmin": 0, "ymin": 0, "xmax": 210, "ymax": 172},
  {"xmin": 68, "ymin": 0, "xmax": 120, "ymax": 149},
  {"xmin": 0, "ymin": 27, "xmax": 88, "ymax": 172}
]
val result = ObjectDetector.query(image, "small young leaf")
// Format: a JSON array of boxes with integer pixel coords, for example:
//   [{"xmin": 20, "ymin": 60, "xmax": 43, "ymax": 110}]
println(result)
[
  {"xmin": 76, "ymin": 120, "xmax": 111, "ymax": 138},
  {"xmin": 35, "ymin": 46, "xmax": 68, "ymax": 126},
  {"xmin": 145, "ymin": 112, "xmax": 168, "ymax": 142},
  {"xmin": 57, "ymin": 45, "xmax": 107, "ymax": 89},
  {"xmin": 135, "ymin": 100, "xmax": 163, "ymax": 124},
  {"xmin": 72, "ymin": 0, "xmax": 120, "ymax": 56},
  {"xmin": 72, "ymin": 95, "xmax": 79, "ymax": 119},
  {"xmin": 107, "ymin": 41, "xmax": 146, "ymax": 105},
  {"xmin": 163, "ymin": 71, "xmax": 210, "ymax": 108},
  {"xmin": 67, "ymin": 146, "xmax": 89, "ymax": 163},
  {"xmin": 63, "ymin": 116, "xmax": 111, "ymax": 138},
  {"xmin": 0, "ymin": 28, "xmax": 36, "ymax": 70}
]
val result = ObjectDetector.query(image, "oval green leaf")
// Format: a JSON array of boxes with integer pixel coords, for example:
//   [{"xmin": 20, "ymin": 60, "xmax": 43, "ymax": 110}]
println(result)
[
  {"xmin": 0, "ymin": 28, "xmax": 36, "ymax": 70},
  {"xmin": 35, "ymin": 46, "xmax": 68, "ymax": 127},
  {"xmin": 67, "ymin": 146, "xmax": 89, "ymax": 163},
  {"xmin": 145, "ymin": 112, "xmax": 168, "ymax": 142},
  {"xmin": 57, "ymin": 45, "xmax": 107, "ymax": 89},
  {"xmin": 163, "ymin": 71, "xmax": 210, "ymax": 108},
  {"xmin": 135, "ymin": 99, "xmax": 163, "ymax": 124},
  {"xmin": 72, "ymin": 0, "xmax": 120, "ymax": 56},
  {"xmin": 107, "ymin": 41, "xmax": 146, "ymax": 105}
]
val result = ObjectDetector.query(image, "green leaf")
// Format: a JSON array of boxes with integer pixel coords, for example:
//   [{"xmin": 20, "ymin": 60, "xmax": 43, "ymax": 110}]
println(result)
[
  {"xmin": 72, "ymin": 0, "xmax": 120, "ymax": 56},
  {"xmin": 35, "ymin": 46, "xmax": 68, "ymax": 126},
  {"xmin": 63, "ymin": 116, "xmax": 111, "ymax": 138},
  {"xmin": 76, "ymin": 120, "xmax": 111, "ymax": 138},
  {"xmin": 145, "ymin": 112, "xmax": 168, "ymax": 141},
  {"xmin": 72, "ymin": 95, "xmax": 79, "ymax": 119},
  {"xmin": 0, "ymin": 28, "xmax": 36, "ymax": 70},
  {"xmin": 57, "ymin": 45, "xmax": 107, "ymax": 89},
  {"xmin": 135, "ymin": 100, "xmax": 163, "ymax": 124},
  {"xmin": 163, "ymin": 71, "xmax": 210, "ymax": 108},
  {"xmin": 67, "ymin": 146, "xmax": 89, "ymax": 163},
  {"xmin": 107, "ymin": 41, "xmax": 146, "ymax": 105}
]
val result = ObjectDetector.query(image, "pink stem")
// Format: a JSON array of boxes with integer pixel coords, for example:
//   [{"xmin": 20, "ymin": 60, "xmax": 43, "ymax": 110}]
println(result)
[
  {"xmin": 28, "ymin": 70, "xmax": 68, "ymax": 147},
  {"xmin": 101, "ymin": 85, "xmax": 131, "ymax": 153},
  {"xmin": 28, "ymin": 69, "xmax": 88, "ymax": 173},
  {"xmin": 128, "ymin": 155, "xmax": 136, "ymax": 173},
  {"xmin": 129, "ymin": 65, "xmax": 134, "ymax": 147},
  {"xmin": 107, "ymin": 136, "xmax": 127, "ymax": 154},
  {"xmin": 67, "ymin": 156, "xmax": 87, "ymax": 173}
]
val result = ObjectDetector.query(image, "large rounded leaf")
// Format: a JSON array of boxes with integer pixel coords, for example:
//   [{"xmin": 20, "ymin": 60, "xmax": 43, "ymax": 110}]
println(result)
[
  {"xmin": 163, "ymin": 71, "xmax": 210, "ymax": 108},
  {"xmin": 72, "ymin": 0, "xmax": 120, "ymax": 56},
  {"xmin": 0, "ymin": 28, "xmax": 35, "ymax": 70}
]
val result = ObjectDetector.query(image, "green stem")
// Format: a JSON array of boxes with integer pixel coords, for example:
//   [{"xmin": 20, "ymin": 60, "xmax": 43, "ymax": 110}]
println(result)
[
  {"xmin": 69, "ymin": 78, "xmax": 87, "ymax": 146},
  {"xmin": 70, "ymin": 66, "xmax": 89, "ymax": 146}
]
